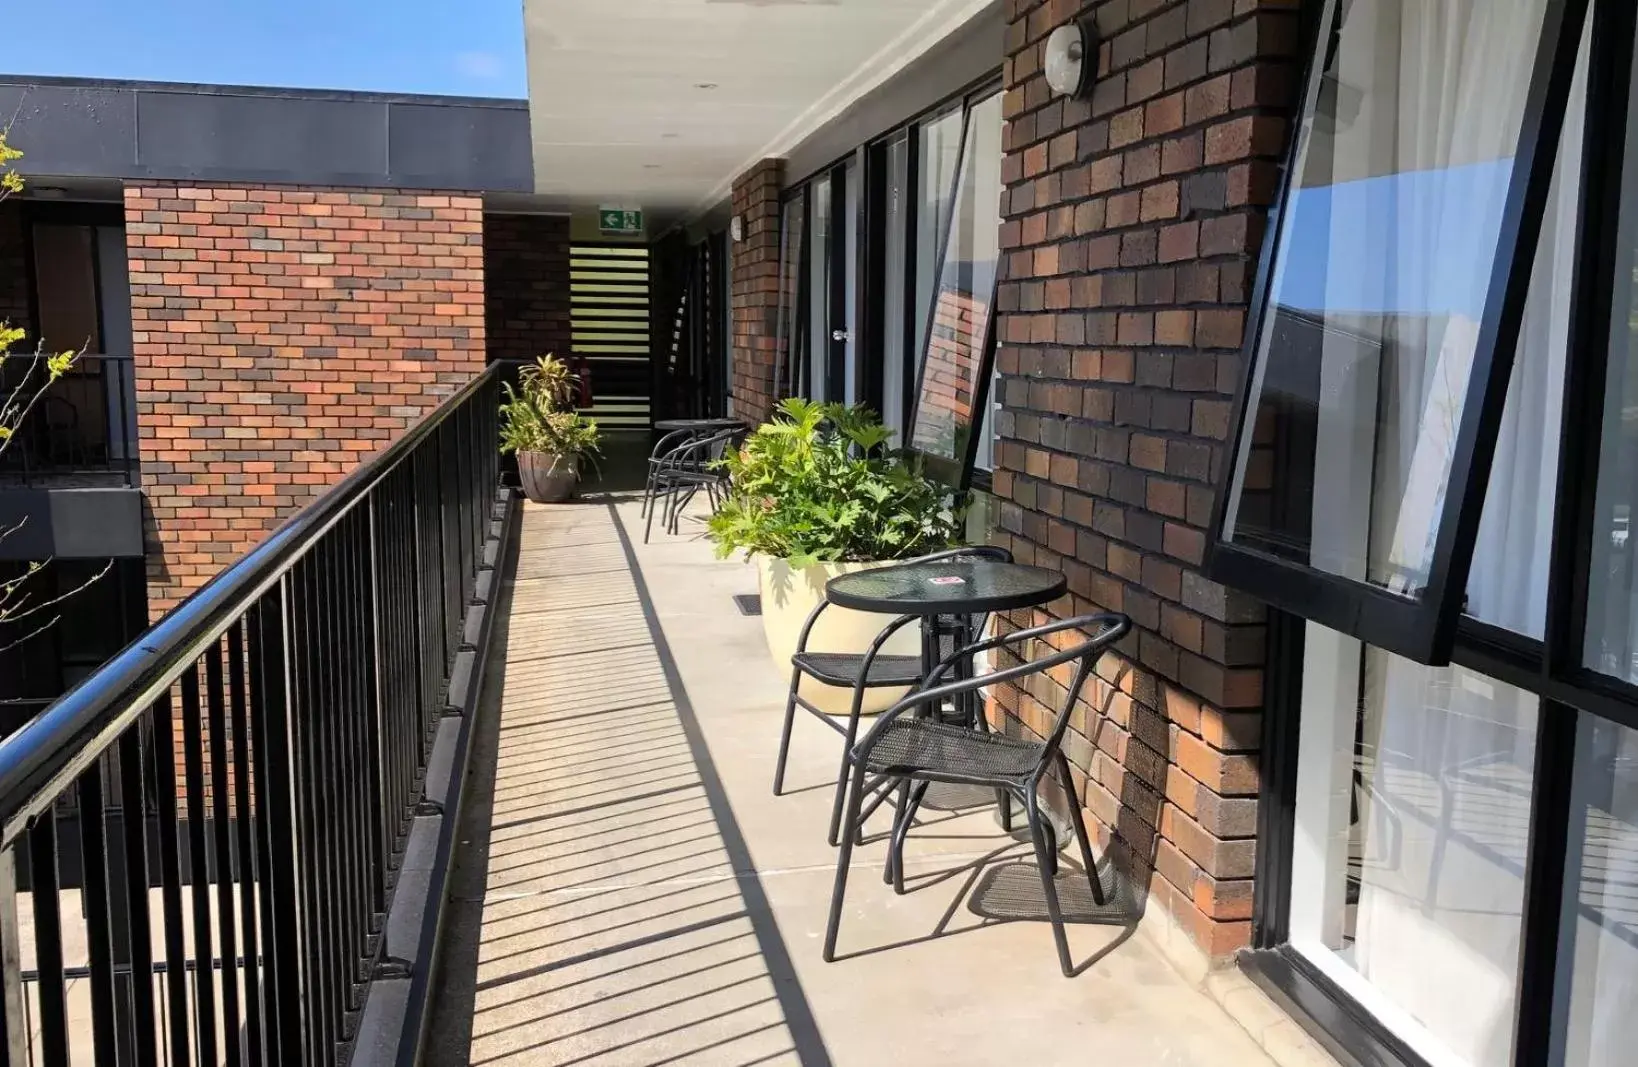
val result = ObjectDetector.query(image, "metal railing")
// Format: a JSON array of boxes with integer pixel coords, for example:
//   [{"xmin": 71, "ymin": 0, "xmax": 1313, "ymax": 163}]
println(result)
[
  {"xmin": 0, "ymin": 354, "xmax": 140, "ymax": 487},
  {"xmin": 0, "ymin": 366, "xmax": 503, "ymax": 1065}
]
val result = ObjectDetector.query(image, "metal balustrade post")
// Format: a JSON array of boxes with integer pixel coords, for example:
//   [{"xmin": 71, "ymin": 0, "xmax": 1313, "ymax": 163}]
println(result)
[
  {"xmin": 0, "ymin": 366, "xmax": 500, "ymax": 1066},
  {"xmin": 0, "ymin": 848, "xmax": 30, "ymax": 1067}
]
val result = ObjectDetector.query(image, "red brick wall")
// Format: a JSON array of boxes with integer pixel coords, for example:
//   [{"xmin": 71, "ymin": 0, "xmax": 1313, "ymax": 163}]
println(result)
[
  {"xmin": 989, "ymin": 0, "xmax": 1301, "ymax": 958},
  {"xmin": 730, "ymin": 159, "xmax": 784, "ymax": 424},
  {"xmin": 125, "ymin": 183, "xmax": 486, "ymax": 613},
  {"xmin": 484, "ymin": 213, "xmax": 570, "ymax": 364},
  {"xmin": 0, "ymin": 202, "xmax": 31, "ymax": 340}
]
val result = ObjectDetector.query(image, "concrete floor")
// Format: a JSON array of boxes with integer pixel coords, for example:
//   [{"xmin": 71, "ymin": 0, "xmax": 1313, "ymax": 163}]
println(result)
[{"xmin": 424, "ymin": 498, "xmax": 1283, "ymax": 1067}]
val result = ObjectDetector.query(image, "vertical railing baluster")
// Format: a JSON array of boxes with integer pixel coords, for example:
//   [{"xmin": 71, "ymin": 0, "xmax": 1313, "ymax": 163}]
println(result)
[
  {"xmin": 248, "ymin": 590, "xmax": 301, "ymax": 1065},
  {"xmin": 29, "ymin": 815, "xmax": 68, "ymax": 1066},
  {"xmin": 149, "ymin": 691, "xmax": 193, "ymax": 1067},
  {"xmin": 119, "ymin": 716, "xmax": 158, "ymax": 1067},
  {"xmin": 0, "ymin": 848, "xmax": 32, "ymax": 1067},
  {"xmin": 293, "ymin": 553, "xmax": 336, "ymax": 1067},
  {"xmin": 179, "ymin": 665, "xmax": 219, "ymax": 1065},
  {"xmin": 78, "ymin": 756, "xmax": 121, "ymax": 1060},
  {"xmin": 228, "ymin": 623, "xmax": 263, "ymax": 1064},
  {"xmin": 361, "ymin": 497, "xmax": 388, "ymax": 920},
  {"xmin": 206, "ymin": 641, "xmax": 243, "ymax": 1066}
]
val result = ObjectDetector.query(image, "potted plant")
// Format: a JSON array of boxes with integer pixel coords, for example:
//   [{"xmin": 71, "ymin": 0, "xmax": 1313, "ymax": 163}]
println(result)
[
  {"xmin": 499, "ymin": 355, "xmax": 601, "ymax": 503},
  {"xmin": 708, "ymin": 399, "xmax": 965, "ymax": 713}
]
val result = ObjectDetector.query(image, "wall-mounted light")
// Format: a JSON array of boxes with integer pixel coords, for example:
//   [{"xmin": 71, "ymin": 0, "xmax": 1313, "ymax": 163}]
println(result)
[
  {"xmin": 1044, "ymin": 20, "xmax": 1095, "ymax": 99},
  {"xmin": 730, "ymin": 215, "xmax": 744, "ymax": 242}
]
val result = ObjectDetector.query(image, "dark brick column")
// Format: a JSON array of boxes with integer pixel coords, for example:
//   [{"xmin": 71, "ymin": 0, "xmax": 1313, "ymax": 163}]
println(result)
[
  {"xmin": 125, "ymin": 183, "xmax": 487, "ymax": 614},
  {"xmin": 484, "ymin": 213, "xmax": 571, "ymax": 364},
  {"xmin": 989, "ymin": 0, "xmax": 1303, "ymax": 959},
  {"xmin": 730, "ymin": 158, "xmax": 785, "ymax": 424}
]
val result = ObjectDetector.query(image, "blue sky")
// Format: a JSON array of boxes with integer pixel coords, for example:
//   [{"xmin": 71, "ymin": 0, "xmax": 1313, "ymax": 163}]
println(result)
[{"xmin": 6, "ymin": 0, "xmax": 527, "ymax": 98}]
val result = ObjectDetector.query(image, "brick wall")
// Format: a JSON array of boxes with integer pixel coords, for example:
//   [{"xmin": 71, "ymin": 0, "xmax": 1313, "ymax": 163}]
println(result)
[
  {"xmin": 989, "ymin": 0, "xmax": 1301, "ymax": 958},
  {"xmin": 730, "ymin": 159, "xmax": 784, "ymax": 424},
  {"xmin": 0, "ymin": 202, "xmax": 30, "ymax": 340},
  {"xmin": 484, "ymin": 213, "xmax": 570, "ymax": 364},
  {"xmin": 126, "ymin": 183, "xmax": 486, "ymax": 614}
]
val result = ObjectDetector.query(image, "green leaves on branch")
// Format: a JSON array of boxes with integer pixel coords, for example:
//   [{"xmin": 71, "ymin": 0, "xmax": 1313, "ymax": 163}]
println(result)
[
  {"xmin": 497, "ymin": 355, "xmax": 602, "ymax": 462},
  {"xmin": 707, "ymin": 398, "xmax": 965, "ymax": 569}
]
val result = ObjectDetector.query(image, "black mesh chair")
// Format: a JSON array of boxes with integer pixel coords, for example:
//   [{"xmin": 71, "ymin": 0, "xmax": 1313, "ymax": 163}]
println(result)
[
  {"xmin": 642, "ymin": 426, "xmax": 741, "ymax": 542},
  {"xmin": 822, "ymin": 611, "xmax": 1132, "ymax": 976},
  {"xmin": 641, "ymin": 427, "xmax": 702, "ymax": 522},
  {"xmin": 772, "ymin": 546, "xmax": 1013, "ymax": 847}
]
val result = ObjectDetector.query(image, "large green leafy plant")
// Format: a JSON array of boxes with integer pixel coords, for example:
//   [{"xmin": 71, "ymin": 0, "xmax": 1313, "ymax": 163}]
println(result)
[
  {"xmin": 708, "ymin": 399, "xmax": 964, "ymax": 568},
  {"xmin": 498, "ymin": 355, "xmax": 602, "ymax": 463}
]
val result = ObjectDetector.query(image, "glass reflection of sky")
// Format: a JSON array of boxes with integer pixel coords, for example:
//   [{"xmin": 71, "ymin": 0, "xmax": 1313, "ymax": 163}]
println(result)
[{"xmin": 1272, "ymin": 158, "xmax": 1515, "ymax": 318}]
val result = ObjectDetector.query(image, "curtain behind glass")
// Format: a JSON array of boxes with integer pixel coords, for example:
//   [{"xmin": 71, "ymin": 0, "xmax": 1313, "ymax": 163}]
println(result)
[
  {"xmin": 773, "ymin": 193, "xmax": 805, "ymax": 400},
  {"xmin": 1221, "ymin": 0, "xmax": 1551, "ymax": 599},
  {"xmin": 909, "ymin": 92, "xmax": 1003, "ymax": 463},
  {"xmin": 883, "ymin": 133, "xmax": 910, "ymax": 440},
  {"xmin": 915, "ymin": 108, "xmax": 964, "ymax": 367}
]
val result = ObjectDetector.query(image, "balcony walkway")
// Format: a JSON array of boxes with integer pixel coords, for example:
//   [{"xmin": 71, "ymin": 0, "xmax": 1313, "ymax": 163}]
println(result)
[{"xmin": 423, "ymin": 497, "xmax": 1282, "ymax": 1067}]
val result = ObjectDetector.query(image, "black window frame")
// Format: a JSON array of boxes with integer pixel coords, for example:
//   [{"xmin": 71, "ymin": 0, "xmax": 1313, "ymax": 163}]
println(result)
[
  {"xmin": 903, "ymin": 81, "xmax": 1004, "ymax": 492},
  {"xmin": 1204, "ymin": 0, "xmax": 1592, "ymax": 666},
  {"xmin": 772, "ymin": 72, "xmax": 1003, "ymax": 493},
  {"xmin": 1239, "ymin": 2, "xmax": 1638, "ymax": 1066}
]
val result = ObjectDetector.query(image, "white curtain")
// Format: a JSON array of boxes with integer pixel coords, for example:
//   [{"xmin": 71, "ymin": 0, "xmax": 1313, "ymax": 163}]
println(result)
[
  {"xmin": 1351, "ymin": 20, "xmax": 1580, "ymax": 1058},
  {"xmin": 1294, "ymin": 2, "xmax": 1580, "ymax": 1065}
]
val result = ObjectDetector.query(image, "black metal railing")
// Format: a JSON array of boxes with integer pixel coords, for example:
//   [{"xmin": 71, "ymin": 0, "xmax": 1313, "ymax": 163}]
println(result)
[
  {"xmin": 0, "ymin": 366, "xmax": 502, "ymax": 1065},
  {"xmin": 0, "ymin": 354, "xmax": 140, "ymax": 487}
]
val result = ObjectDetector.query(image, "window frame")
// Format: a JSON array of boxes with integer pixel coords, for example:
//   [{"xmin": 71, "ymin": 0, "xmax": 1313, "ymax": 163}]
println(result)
[
  {"xmin": 1242, "ymin": 2, "xmax": 1638, "ymax": 1066},
  {"xmin": 1205, "ymin": 0, "xmax": 1592, "ymax": 666},
  {"xmin": 773, "ymin": 73, "xmax": 1002, "ymax": 490},
  {"xmin": 904, "ymin": 82, "xmax": 1004, "ymax": 491}
]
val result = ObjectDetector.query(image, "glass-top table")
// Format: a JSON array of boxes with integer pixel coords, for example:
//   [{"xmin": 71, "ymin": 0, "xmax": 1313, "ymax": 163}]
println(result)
[
  {"xmin": 824, "ymin": 559, "xmax": 1067, "ymax": 616},
  {"xmin": 653, "ymin": 417, "xmax": 746, "ymax": 433}
]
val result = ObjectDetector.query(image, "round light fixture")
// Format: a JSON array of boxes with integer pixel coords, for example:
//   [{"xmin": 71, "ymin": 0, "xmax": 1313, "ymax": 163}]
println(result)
[
  {"xmin": 730, "ymin": 215, "xmax": 744, "ymax": 242},
  {"xmin": 1044, "ymin": 20, "xmax": 1094, "ymax": 99}
]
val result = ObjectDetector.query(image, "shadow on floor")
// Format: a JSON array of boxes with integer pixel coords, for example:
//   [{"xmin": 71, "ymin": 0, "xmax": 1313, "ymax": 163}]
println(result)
[{"xmin": 422, "ymin": 503, "xmax": 830, "ymax": 1067}]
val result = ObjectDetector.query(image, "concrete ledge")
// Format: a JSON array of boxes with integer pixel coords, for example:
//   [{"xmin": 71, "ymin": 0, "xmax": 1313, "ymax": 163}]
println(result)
[
  {"xmin": 444, "ymin": 651, "xmax": 476, "ymax": 715},
  {"xmin": 1131, "ymin": 892, "xmax": 1339, "ymax": 1067},
  {"xmin": 353, "ymin": 489, "xmax": 517, "ymax": 1067}
]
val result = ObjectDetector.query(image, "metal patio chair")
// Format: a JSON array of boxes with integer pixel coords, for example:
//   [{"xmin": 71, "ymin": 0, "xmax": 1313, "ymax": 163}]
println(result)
[
  {"xmin": 642, "ymin": 425, "xmax": 741, "ymax": 542},
  {"xmin": 822, "ymin": 610, "xmax": 1132, "ymax": 976},
  {"xmin": 772, "ymin": 545, "xmax": 1013, "ymax": 846}
]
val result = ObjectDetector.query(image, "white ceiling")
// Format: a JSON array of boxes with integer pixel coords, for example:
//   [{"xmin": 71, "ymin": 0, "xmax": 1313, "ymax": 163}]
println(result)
[{"xmin": 523, "ymin": 0, "xmax": 995, "ymax": 227}]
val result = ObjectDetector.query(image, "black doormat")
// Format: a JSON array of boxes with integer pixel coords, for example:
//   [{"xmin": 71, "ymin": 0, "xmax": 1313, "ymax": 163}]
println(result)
[{"xmin": 733, "ymin": 593, "xmax": 762, "ymax": 616}]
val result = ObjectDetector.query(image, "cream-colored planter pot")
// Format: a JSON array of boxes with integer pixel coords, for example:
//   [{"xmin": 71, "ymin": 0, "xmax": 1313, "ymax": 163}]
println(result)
[{"xmin": 756, "ymin": 555, "xmax": 921, "ymax": 716}]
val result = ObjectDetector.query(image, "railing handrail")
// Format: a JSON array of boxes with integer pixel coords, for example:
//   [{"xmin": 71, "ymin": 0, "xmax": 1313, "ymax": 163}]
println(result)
[{"xmin": 0, "ymin": 364, "xmax": 500, "ymax": 846}]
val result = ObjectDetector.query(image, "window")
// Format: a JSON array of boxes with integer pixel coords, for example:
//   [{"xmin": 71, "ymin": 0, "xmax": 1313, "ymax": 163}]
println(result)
[
  {"xmin": 1290, "ymin": 622, "xmax": 1537, "ymax": 1067},
  {"xmin": 908, "ymin": 90, "xmax": 1004, "ymax": 484},
  {"xmin": 771, "ymin": 82, "xmax": 1001, "ymax": 490},
  {"xmin": 882, "ymin": 132, "xmax": 911, "ymax": 439},
  {"xmin": 1228, "ymin": 5, "xmax": 1638, "ymax": 1067},
  {"xmin": 1208, "ymin": 0, "xmax": 1580, "ymax": 663},
  {"xmin": 806, "ymin": 177, "xmax": 832, "ymax": 402},
  {"xmin": 774, "ymin": 191, "xmax": 806, "ymax": 399}
]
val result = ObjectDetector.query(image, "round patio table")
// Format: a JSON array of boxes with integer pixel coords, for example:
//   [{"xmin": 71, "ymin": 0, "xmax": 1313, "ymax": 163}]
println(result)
[
  {"xmin": 652, "ymin": 416, "xmax": 746, "ymax": 433},
  {"xmin": 826, "ymin": 558, "xmax": 1066, "ymax": 724},
  {"xmin": 824, "ymin": 558, "xmax": 1067, "ymax": 617},
  {"xmin": 826, "ymin": 556, "xmax": 1070, "ymax": 837}
]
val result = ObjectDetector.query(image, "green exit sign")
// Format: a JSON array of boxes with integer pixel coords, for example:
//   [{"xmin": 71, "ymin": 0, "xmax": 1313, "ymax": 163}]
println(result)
[{"xmin": 599, "ymin": 207, "xmax": 643, "ymax": 235}]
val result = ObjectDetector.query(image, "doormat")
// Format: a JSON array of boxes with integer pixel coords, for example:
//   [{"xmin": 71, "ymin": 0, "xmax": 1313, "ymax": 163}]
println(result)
[{"xmin": 733, "ymin": 593, "xmax": 762, "ymax": 616}]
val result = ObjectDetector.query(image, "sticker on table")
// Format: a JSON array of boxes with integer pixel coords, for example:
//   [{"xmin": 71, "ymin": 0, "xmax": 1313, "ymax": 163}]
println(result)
[{"xmin": 929, "ymin": 576, "xmax": 967, "ymax": 586}]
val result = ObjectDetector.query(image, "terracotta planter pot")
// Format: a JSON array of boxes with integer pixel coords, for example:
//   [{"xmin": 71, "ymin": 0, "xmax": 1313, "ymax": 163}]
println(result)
[
  {"xmin": 517, "ymin": 451, "xmax": 578, "ymax": 503},
  {"xmin": 756, "ymin": 555, "xmax": 920, "ymax": 716}
]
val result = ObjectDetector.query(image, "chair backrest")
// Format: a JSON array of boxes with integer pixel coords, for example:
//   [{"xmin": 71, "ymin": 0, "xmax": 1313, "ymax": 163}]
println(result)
[{"xmin": 902, "ymin": 612, "xmax": 1131, "ymax": 779}]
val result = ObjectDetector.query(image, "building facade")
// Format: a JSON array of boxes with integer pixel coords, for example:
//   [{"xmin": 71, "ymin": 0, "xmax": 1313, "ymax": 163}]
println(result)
[{"xmin": 714, "ymin": 0, "xmax": 1638, "ymax": 1065}]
